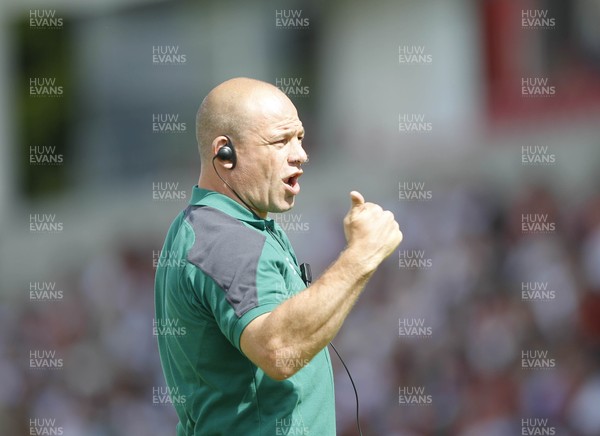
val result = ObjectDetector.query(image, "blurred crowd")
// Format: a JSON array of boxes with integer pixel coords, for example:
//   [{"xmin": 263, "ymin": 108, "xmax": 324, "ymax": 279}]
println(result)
[
  {"xmin": 333, "ymin": 184, "xmax": 600, "ymax": 435},
  {"xmin": 1, "ymin": 183, "xmax": 599, "ymax": 435}
]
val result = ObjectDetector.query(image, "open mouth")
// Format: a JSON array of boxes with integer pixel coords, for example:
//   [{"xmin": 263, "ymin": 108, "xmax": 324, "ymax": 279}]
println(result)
[
  {"xmin": 284, "ymin": 175, "xmax": 298, "ymax": 187},
  {"xmin": 283, "ymin": 172, "xmax": 302, "ymax": 195}
]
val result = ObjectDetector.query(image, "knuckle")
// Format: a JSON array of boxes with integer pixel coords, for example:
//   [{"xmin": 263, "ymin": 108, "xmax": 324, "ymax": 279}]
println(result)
[{"xmin": 366, "ymin": 202, "xmax": 382, "ymax": 213}]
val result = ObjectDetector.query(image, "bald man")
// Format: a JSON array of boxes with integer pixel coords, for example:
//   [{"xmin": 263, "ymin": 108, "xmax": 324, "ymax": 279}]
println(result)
[{"xmin": 155, "ymin": 78, "xmax": 402, "ymax": 435}]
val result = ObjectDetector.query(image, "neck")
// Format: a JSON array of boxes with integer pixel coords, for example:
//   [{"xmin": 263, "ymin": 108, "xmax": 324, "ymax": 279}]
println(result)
[{"xmin": 198, "ymin": 173, "xmax": 267, "ymax": 219}]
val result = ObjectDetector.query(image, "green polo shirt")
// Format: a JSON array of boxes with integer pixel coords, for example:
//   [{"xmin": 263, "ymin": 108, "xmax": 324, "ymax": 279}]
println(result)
[{"xmin": 155, "ymin": 186, "xmax": 335, "ymax": 435}]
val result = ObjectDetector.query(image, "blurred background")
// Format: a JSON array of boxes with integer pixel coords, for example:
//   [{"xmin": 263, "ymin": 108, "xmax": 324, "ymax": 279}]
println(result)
[{"xmin": 1, "ymin": 0, "xmax": 600, "ymax": 434}]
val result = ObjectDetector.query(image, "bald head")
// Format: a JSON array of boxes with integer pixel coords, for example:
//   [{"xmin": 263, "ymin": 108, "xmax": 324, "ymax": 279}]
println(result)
[
  {"xmin": 196, "ymin": 77, "xmax": 292, "ymax": 163},
  {"xmin": 196, "ymin": 77, "xmax": 307, "ymax": 216}
]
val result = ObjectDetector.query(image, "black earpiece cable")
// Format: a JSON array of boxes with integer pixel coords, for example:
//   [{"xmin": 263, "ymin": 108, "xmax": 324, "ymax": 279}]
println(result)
[
  {"xmin": 303, "ymin": 267, "xmax": 363, "ymax": 435},
  {"xmin": 214, "ymin": 149, "xmax": 364, "ymax": 435},
  {"xmin": 211, "ymin": 155, "xmax": 260, "ymax": 219},
  {"xmin": 329, "ymin": 342, "xmax": 364, "ymax": 436}
]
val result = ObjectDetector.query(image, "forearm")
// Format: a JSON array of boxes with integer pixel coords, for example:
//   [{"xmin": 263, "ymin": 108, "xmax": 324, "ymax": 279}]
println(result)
[
  {"xmin": 247, "ymin": 247, "xmax": 377, "ymax": 378},
  {"xmin": 272, "ymin": 248, "xmax": 373, "ymax": 347},
  {"xmin": 240, "ymin": 191, "xmax": 402, "ymax": 380}
]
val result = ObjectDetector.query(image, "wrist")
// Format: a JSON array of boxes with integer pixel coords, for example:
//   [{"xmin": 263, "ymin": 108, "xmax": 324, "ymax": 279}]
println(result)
[{"xmin": 340, "ymin": 245, "xmax": 378, "ymax": 278}]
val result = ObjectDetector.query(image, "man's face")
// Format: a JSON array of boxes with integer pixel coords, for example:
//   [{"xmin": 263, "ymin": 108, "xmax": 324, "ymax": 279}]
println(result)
[{"xmin": 232, "ymin": 93, "xmax": 308, "ymax": 218}]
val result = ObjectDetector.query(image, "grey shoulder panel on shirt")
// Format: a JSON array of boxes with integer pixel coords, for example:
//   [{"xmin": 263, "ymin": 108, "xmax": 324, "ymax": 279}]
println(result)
[{"xmin": 185, "ymin": 205, "xmax": 266, "ymax": 317}]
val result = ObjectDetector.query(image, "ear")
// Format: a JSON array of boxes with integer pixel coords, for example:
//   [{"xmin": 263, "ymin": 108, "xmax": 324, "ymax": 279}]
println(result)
[
  {"xmin": 212, "ymin": 136, "xmax": 234, "ymax": 169},
  {"xmin": 211, "ymin": 136, "xmax": 229, "ymax": 157}
]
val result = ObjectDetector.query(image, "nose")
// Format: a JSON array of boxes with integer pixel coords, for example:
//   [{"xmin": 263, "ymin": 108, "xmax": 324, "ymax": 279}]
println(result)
[{"xmin": 289, "ymin": 138, "xmax": 308, "ymax": 165}]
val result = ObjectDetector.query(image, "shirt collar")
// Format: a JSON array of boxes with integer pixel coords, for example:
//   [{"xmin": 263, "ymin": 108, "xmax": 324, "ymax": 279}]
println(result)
[{"xmin": 189, "ymin": 186, "xmax": 274, "ymax": 230}]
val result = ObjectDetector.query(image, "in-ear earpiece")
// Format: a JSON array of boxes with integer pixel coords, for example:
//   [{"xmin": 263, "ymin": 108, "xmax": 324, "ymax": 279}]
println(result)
[
  {"xmin": 215, "ymin": 135, "xmax": 237, "ymax": 169},
  {"xmin": 211, "ymin": 134, "xmax": 255, "ymax": 214}
]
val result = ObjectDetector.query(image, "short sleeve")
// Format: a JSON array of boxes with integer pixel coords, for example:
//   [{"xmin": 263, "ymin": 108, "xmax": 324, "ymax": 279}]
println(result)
[{"xmin": 185, "ymin": 207, "xmax": 300, "ymax": 351}]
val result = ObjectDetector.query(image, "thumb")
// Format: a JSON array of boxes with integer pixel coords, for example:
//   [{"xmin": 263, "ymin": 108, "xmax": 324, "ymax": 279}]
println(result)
[{"xmin": 349, "ymin": 191, "xmax": 365, "ymax": 209}]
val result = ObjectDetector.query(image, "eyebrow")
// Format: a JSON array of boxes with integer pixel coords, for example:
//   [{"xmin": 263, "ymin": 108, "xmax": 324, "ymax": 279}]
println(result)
[{"xmin": 268, "ymin": 127, "xmax": 304, "ymax": 142}]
